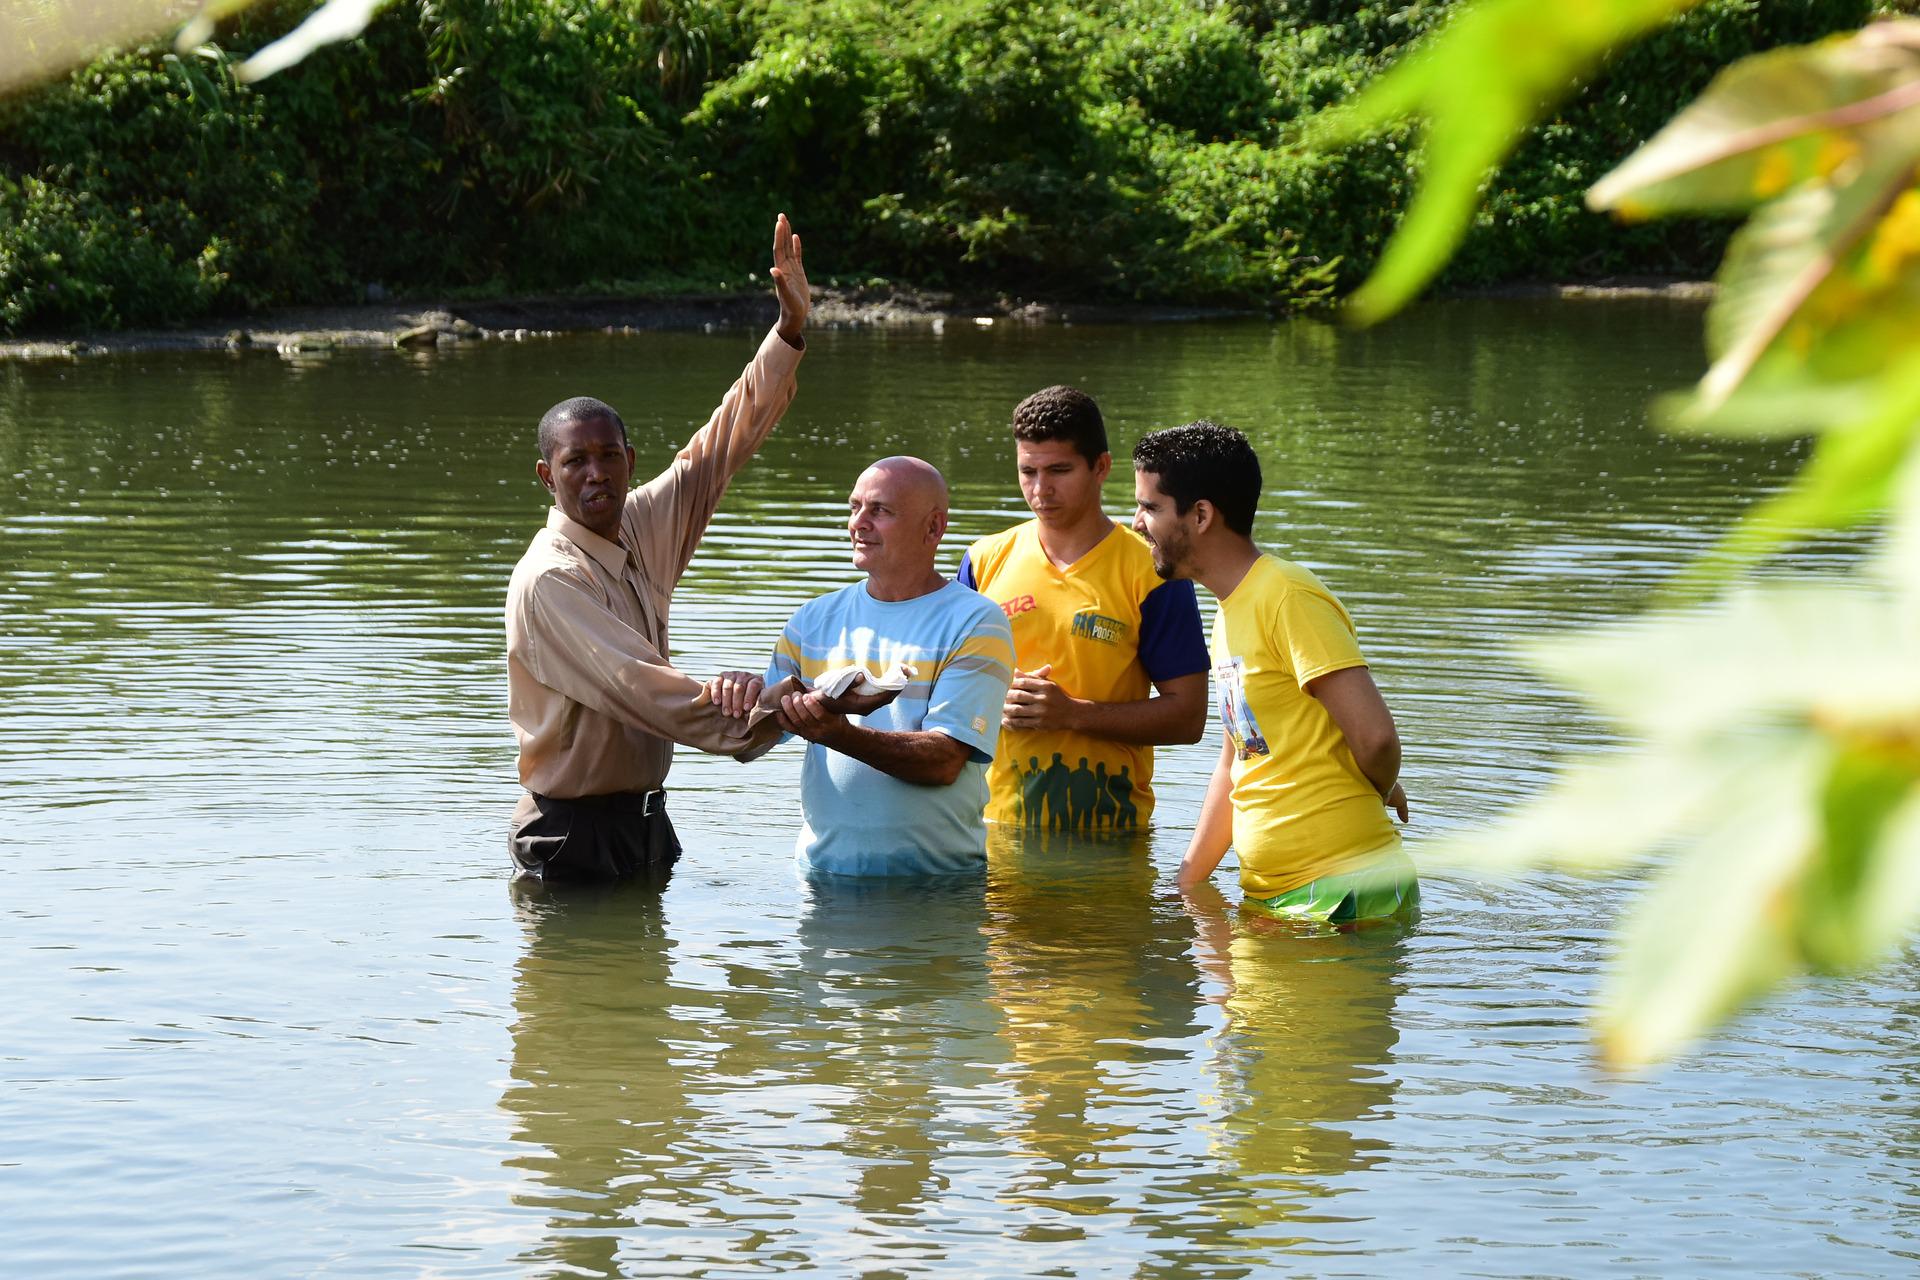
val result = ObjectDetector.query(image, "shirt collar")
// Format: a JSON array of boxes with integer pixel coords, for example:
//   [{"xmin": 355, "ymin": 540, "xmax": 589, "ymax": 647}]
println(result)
[{"xmin": 546, "ymin": 506, "xmax": 630, "ymax": 576}]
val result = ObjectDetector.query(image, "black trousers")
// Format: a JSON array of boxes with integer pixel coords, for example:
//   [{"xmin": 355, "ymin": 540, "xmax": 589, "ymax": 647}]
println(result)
[{"xmin": 508, "ymin": 790, "xmax": 681, "ymax": 883}]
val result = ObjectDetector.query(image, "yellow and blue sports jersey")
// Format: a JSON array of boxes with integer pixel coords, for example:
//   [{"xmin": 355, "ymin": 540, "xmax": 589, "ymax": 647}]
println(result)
[
  {"xmin": 1210, "ymin": 554, "xmax": 1397, "ymax": 897},
  {"xmin": 959, "ymin": 520, "xmax": 1208, "ymax": 832}
]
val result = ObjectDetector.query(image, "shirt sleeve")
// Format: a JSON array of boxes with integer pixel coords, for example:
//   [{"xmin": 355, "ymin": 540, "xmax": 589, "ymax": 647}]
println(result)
[
  {"xmin": 1272, "ymin": 586, "xmax": 1366, "ymax": 689},
  {"xmin": 625, "ymin": 327, "xmax": 803, "ymax": 588},
  {"xmin": 513, "ymin": 565, "xmax": 783, "ymax": 757},
  {"xmin": 1137, "ymin": 577, "xmax": 1210, "ymax": 682},
  {"xmin": 955, "ymin": 548, "xmax": 977, "ymax": 590},
  {"xmin": 920, "ymin": 607, "xmax": 1015, "ymax": 762},
  {"xmin": 759, "ymin": 613, "xmax": 814, "ymax": 747}
]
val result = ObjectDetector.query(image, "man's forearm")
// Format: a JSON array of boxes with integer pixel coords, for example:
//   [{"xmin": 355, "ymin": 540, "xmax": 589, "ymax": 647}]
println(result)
[
  {"xmin": 1307, "ymin": 666, "xmax": 1404, "ymax": 801},
  {"xmin": 1066, "ymin": 691, "xmax": 1207, "ymax": 746},
  {"xmin": 1352, "ymin": 738, "xmax": 1402, "ymax": 800},
  {"xmin": 1178, "ymin": 746, "xmax": 1237, "ymax": 892},
  {"xmin": 820, "ymin": 724, "xmax": 970, "ymax": 787}
]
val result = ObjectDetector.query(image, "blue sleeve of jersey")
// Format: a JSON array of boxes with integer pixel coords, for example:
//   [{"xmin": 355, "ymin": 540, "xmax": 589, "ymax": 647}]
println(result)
[
  {"xmin": 921, "ymin": 608, "xmax": 1014, "ymax": 763},
  {"xmin": 956, "ymin": 549, "xmax": 976, "ymax": 590},
  {"xmin": 761, "ymin": 618, "xmax": 805, "ymax": 746},
  {"xmin": 763, "ymin": 623, "xmax": 802, "ymax": 686},
  {"xmin": 1138, "ymin": 578, "xmax": 1210, "ymax": 682}
]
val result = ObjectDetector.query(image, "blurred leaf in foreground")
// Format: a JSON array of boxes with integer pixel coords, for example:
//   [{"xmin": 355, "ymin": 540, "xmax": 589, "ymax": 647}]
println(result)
[
  {"xmin": 1407, "ymin": 19, "xmax": 1920, "ymax": 1067},
  {"xmin": 1591, "ymin": 21, "xmax": 1920, "ymax": 420},
  {"xmin": 1307, "ymin": 0, "xmax": 1701, "ymax": 325},
  {"xmin": 1673, "ymin": 354, "xmax": 1920, "ymax": 585},
  {"xmin": 1431, "ymin": 466, "xmax": 1920, "ymax": 1065},
  {"xmin": 1587, "ymin": 21, "xmax": 1920, "ymax": 219},
  {"xmin": 1579, "ymin": 22, "xmax": 1920, "ymax": 581},
  {"xmin": 229, "ymin": 0, "xmax": 392, "ymax": 83},
  {"xmin": 0, "ymin": 0, "xmax": 201, "ymax": 92},
  {"xmin": 0, "ymin": 0, "xmax": 389, "ymax": 92}
]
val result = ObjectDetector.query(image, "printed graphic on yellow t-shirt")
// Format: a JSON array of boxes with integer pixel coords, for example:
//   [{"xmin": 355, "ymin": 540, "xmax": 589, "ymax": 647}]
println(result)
[
  {"xmin": 1213, "ymin": 655, "xmax": 1270, "ymax": 761},
  {"xmin": 962, "ymin": 521, "xmax": 1206, "ymax": 832},
  {"xmin": 1212, "ymin": 555, "xmax": 1394, "ymax": 897}
]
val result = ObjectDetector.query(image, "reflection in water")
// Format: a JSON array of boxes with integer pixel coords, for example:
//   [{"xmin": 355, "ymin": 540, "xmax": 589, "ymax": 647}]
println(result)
[
  {"xmin": 502, "ymin": 873, "xmax": 1006, "ymax": 1274},
  {"xmin": 503, "ymin": 878, "xmax": 695, "ymax": 1277},
  {"xmin": 787, "ymin": 876, "xmax": 1002, "ymax": 1247},
  {"xmin": 984, "ymin": 828, "xmax": 1199, "ymax": 1224},
  {"xmin": 1185, "ymin": 900, "xmax": 1407, "ymax": 1256}
]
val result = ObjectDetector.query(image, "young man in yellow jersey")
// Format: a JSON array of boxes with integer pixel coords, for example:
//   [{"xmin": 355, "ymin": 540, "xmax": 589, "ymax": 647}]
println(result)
[
  {"xmin": 1131, "ymin": 420, "xmax": 1415, "ymax": 922},
  {"xmin": 958, "ymin": 386, "xmax": 1209, "ymax": 834}
]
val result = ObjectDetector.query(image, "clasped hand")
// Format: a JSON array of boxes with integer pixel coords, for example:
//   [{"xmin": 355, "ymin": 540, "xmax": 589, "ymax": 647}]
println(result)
[
  {"xmin": 702, "ymin": 670, "xmax": 902, "ymax": 738},
  {"xmin": 1002, "ymin": 663, "xmax": 1079, "ymax": 732}
]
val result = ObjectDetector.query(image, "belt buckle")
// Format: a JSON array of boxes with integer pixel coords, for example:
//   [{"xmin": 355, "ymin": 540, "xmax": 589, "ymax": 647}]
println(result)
[{"xmin": 642, "ymin": 790, "xmax": 664, "ymax": 818}]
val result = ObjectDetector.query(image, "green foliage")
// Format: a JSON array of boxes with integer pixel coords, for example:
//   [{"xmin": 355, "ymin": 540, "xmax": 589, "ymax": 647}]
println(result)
[
  {"xmin": 1144, "ymin": 132, "xmax": 1342, "ymax": 302},
  {"xmin": 0, "ymin": 175, "xmax": 217, "ymax": 331},
  {"xmin": 1326, "ymin": 7, "xmax": 1920, "ymax": 1064},
  {"xmin": 0, "ymin": 0, "xmax": 1878, "ymax": 330},
  {"xmin": 0, "ymin": 45, "xmax": 320, "ymax": 328},
  {"xmin": 1099, "ymin": 2, "xmax": 1268, "ymax": 140}
]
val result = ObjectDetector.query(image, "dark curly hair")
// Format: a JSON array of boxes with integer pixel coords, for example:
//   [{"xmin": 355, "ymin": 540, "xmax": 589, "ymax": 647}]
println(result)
[
  {"xmin": 1131, "ymin": 420, "xmax": 1261, "ymax": 536},
  {"xmin": 1011, "ymin": 385, "xmax": 1108, "ymax": 464}
]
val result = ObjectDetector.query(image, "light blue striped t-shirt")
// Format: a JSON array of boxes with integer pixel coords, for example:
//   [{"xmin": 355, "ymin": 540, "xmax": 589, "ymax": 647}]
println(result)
[{"xmin": 766, "ymin": 578, "xmax": 1015, "ymax": 877}]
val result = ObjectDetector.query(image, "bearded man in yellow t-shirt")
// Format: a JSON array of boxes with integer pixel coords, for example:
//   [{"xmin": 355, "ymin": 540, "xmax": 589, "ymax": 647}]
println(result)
[
  {"xmin": 1130, "ymin": 420, "xmax": 1415, "ymax": 922},
  {"xmin": 958, "ymin": 386, "xmax": 1210, "ymax": 833}
]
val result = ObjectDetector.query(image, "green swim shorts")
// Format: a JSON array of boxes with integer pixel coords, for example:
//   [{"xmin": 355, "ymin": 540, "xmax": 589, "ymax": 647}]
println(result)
[{"xmin": 1243, "ymin": 844, "xmax": 1419, "ymax": 925}]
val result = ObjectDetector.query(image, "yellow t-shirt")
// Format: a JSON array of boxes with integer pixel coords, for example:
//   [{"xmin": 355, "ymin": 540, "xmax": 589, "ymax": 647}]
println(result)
[
  {"xmin": 961, "ymin": 521, "xmax": 1209, "ymax": 832},
  {"xmin": 1211, "ymin": 555, "xmax": 1395, "ymax": 896}
]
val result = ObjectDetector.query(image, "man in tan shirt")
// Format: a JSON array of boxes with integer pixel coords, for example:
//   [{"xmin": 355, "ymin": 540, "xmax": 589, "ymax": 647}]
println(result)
[{"xmin": 505, "ymin": 214, "xmax": 809, "ymax": 882}]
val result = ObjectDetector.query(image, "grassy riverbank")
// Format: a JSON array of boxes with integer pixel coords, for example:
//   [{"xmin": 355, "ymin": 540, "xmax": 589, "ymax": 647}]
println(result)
[{"xmin": 0, "ymin": 0, "xmax": 1867, "ymax": 336}]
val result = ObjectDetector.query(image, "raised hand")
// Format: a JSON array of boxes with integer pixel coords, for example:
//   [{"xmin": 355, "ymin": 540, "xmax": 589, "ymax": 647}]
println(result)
[{"xmin": 771, "ymin": 212, "xmax": 809, "ymax": 345}]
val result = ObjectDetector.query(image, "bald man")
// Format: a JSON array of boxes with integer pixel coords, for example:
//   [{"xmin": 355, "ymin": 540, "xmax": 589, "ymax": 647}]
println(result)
[{"xmin": 707, "ymin": 457, "xmax": 1015, "ymax": 877}]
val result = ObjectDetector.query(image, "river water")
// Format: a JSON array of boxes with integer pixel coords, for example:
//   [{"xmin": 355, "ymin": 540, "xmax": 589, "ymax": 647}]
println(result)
[{"xmin": 2, "ymin": 301, "xmax": 1914, "ymax": 1277}]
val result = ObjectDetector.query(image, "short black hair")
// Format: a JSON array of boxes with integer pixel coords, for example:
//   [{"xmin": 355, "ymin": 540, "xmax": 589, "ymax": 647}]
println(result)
[
  {"xmin": 1131, "ymin": 420, "xmax": 1261, "ymax": 536},
  {"xmin": 538, "ymin": 396, "xmax": 628, "ymax": 460},
  {"xmin": 1011, "ymin": 385, "xmax": 1108, "ymax": 465}
]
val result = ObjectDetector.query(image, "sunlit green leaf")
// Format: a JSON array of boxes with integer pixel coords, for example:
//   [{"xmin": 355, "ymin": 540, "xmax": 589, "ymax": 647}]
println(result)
[
  {"xmin": 1671, "ymin": 356, "xmax": 1920, "ymax": 586},
  {"xmin": 1853, "ymin": 789, "xmax": 1920, "ymax": 960},
  {"xmin": 1425, "ymin": 733, "xmax": 1808, "ymax": 875},
  {"xmin": 1598, "ymin": 745, "xmax": 1826, "ymax": 1067},
  {"xmin": 1690, "ymin": 166, "xmax": 1918, "ymax": 415},
  {"xmin": 1531, "ymin": 584, "xmax": 1920, "ymax": 738},
  {"xmin": 1588, "ymin": 19, "xmax": 1920, "ymax": 217},
  {"xmin": 1308, "ymin": 0, "xmax": 1701, "ymax": 324},
  {"xmin": 1882, "ymin": 450, "xmax": 1920, "ymax": 593},
  {"xmin": 1610, "ymin": 27, "xmax": 1920, "ymax": 442},
  {"xmin": 1659, "ymin": 374, "xmax": 1877, "ymax": 437},
  {"xmin": 1803, "ymin": 747, "xmax": 1920, "ymax": 971},
  {"xmin": 1313, "ymin": 2, "xmax": 1920, "ymax": 1066}
]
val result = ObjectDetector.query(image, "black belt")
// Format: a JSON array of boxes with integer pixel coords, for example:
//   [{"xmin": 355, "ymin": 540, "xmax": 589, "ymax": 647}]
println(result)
[{"xmin": 535, "ymin": 789, "xmax": 666, "ymax": 817}]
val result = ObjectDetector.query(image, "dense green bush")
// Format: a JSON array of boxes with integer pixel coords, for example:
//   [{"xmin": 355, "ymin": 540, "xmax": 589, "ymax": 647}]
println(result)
[
  {"xmin": 0, "ymin": 0, "xmax": 1878, "ymax": 333},
  {"xmin": 0, "ymin": 47, "xmax": 321, "ymax": 329}
]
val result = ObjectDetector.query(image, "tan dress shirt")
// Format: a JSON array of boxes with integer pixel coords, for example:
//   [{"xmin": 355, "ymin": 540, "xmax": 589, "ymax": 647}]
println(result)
[{"xmin": 506, "ymin": 327, "xmax": 801, "ymax": 799}]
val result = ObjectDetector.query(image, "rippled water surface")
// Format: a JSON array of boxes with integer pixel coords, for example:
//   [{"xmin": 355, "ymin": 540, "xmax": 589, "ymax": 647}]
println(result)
[{"xmin": 4, "ymin": 302, "xmax": 1915, "ymax": 1277}]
